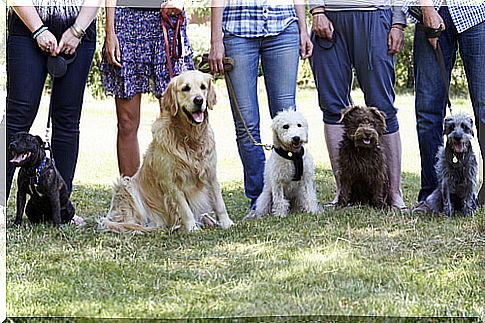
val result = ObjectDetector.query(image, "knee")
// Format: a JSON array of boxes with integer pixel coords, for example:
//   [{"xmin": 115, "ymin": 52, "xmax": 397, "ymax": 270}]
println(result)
[{"xmin": 117, "ymin": 115, "xmax": 139, "ymax": 137}]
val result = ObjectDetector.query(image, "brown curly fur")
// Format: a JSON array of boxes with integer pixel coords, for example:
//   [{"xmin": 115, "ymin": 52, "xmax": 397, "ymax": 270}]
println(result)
[{"xmin": 337, "ymin": 106, "xmax": 391, "ymax": 208}]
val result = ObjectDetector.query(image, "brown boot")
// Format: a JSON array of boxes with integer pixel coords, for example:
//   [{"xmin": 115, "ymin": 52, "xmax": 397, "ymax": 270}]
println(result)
[
  {"xmin": 381, "ymin": 131, "xmax": 408, "ymax": 213},
  {"xmin": 324, "ymin": 123, "xmax": 344, "ymax": 206}
]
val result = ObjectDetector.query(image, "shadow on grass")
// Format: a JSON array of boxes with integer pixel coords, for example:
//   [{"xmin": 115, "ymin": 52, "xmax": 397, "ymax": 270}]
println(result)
[{"xmin": 5, "ymin": 167, "xmax": 485, "ymax": 318}]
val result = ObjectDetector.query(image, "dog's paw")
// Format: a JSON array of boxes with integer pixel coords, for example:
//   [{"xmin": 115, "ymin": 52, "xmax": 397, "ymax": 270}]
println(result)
[
  {"xmin": 184, "ymin": 222, "xmax": 201, "ymax": 232},
  {"xmin": 219, "ymin": 218, "xmax": 234, "ymax": 229},
  {"xmin": 70, "ymin": 215, "xmax": 87, "ymax": 227},
  {"xmin": 13, "ymin": 220, "xmax": 22, "ymax": 227}
]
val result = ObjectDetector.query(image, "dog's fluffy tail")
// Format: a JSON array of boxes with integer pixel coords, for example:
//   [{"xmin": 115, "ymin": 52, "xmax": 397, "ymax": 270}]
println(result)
[{"xmin": 98, "ymin": 177, "xmax": 162, "ymax": 233}]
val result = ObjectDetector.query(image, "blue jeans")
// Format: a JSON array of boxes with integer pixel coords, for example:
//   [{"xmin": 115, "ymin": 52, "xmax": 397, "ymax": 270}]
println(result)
[
  {"xmin": 414, "ymin": 7, "xmax": 485, "ymax": 201},
  {"xmin": 5, "ymin": 35, "xmax": 96, "ymax": 198},
  {"xmin": 223, "ymin": 22, "xmax": 300, "ymax": 206}
]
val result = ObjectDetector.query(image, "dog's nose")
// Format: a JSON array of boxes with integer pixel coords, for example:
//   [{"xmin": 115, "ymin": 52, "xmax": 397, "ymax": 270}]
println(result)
[
  {"xmin": 9, "ymin": 142, "xmax": 16, "ymax": 151},
  {"xmin": 292, "ymin": 136, "xmax": 300, "ymax": 142},
  {"xmin": 454, "ymin": 134, "xmax": 463, "ymax": 141},
  {"xmin": 193, "ymin": 96, "xmax": 204, "ymax": 106}
]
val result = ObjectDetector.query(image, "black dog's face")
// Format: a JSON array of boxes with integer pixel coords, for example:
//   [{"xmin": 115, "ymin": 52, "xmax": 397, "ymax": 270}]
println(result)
[
  {"xmin": 341, "ymin": 106, "xmax": 387, "ymax": 148},
  {"xmin": 444, "ymin": 114, "xmax": 474, "ymax": 155},
  {"xmin": 9, "ymin": 132, "xmax": 44, "ymax": 167}
]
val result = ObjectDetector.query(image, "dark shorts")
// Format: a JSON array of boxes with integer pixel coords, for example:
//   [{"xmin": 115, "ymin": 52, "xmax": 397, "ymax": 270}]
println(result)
[{"xmin": 310, "ymin": 9, "xmax": 399, "ymax": 133}]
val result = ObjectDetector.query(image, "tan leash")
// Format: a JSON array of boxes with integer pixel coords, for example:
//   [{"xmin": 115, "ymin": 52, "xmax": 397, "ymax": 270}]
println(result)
[{"xmin": 199, "ymin": 54, "xmax": 274, "ymax": 151}]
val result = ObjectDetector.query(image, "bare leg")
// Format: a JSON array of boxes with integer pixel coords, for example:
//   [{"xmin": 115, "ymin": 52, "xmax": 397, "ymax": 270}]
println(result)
[
  {"xmin": 381, "ymin": 131, "xmax": 407, "ymax": 211},
  {"xmin": 324, "ymin": 123, "xmax": 344, "ymax": 205},
  {"xmin": 116, "ymin": 94, "xmax": 142, "ymax": 177}
]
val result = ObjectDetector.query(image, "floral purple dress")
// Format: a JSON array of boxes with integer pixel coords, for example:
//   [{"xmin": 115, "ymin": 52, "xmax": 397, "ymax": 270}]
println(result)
[{"xmin": 101, "ymin": 7, "xmax": 194, "ymax": 99}]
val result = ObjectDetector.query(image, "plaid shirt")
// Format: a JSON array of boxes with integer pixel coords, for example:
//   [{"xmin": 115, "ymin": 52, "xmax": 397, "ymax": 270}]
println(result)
[
  {"xmin": 223, "ymin": 0, "xmax": 297, "ymax": 38},
  {"xmin": 402, "ymin": 0, "xmax": 485, "ymax": 33}
]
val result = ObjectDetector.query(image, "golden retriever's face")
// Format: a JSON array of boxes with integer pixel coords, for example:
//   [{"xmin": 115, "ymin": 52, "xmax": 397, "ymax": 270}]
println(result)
[{"xmin": 161, "ymin": 70, "xmax": 217, "ymax": 126}]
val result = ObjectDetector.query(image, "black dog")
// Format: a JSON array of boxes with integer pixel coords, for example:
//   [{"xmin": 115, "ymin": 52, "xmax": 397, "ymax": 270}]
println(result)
[{"xmin": 9, "ymin": 132, "xmax": 75, "ymax": 225}]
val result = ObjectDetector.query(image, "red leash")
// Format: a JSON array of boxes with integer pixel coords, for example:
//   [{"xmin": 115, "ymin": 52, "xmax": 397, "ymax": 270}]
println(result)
[{"xmin": 161, "ymin": 10, "xmax": 184, "ymax": 79}]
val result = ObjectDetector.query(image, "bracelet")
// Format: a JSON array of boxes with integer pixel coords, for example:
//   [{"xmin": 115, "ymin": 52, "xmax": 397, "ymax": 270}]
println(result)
[
  {"xmin": 70, "ymin": 23, "xmax": 86, "ymax": 39},
  {"xmin": 32, "ymin": 26, "xmax": 48, "ymax": 39},
  {"xmin": 312, "ymin": 11, "xmax": 326, "ymax": 16},
  {"xmin": 391, "ymin": 25, "xmax": 404, "ymax": 31}
]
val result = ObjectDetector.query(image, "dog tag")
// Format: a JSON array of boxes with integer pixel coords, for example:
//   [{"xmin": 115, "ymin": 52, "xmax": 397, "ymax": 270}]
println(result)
[
  {"xmin": 453, "ymin": 155, "xmax": 458, "ymax": 164},
  {"xmin": 287, "ymin": 152, "xmax": 293, "ymax": 157}
]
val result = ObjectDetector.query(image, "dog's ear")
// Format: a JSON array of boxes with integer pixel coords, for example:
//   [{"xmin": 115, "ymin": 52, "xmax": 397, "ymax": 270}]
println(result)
[
  {"xmin": 339, "ymin": 106, "xmax": 359, "ymax": 124},
  {"xmin": 369, "ymin": 107, "xmax": 387, "ymax": 134},
  {"xmin": 443, "ymin": 116, "xmax": 453, "ymax": 135},
  {"xmin": 34, "ymin": 135, "xmax": 44, "ymax": 147},
  {"xmin": 468, "ymin": 116, "xmax": 475, "ymax": 136},
  {"xmin": 205, "ymin": 74, "xmax": 217, "ymax": 110},
  {"xmin": 161, "ymin": 77, "xmax": 179, "ymax": 116}
]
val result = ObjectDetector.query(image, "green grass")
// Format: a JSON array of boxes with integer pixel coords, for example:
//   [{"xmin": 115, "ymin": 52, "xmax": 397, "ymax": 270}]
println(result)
[{"xmin": 5, "ymin": 85, "xmax": 485, "ymax": 318}]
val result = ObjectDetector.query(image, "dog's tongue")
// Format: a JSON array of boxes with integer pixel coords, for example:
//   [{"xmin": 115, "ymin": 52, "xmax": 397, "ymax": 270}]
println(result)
[
  {"xmin": 363, "ymin": 138, "xmax": 371, "ymax": 145},
  {"xmin": 192, "ymin": 111, "xmax": 204, "ymax": 123},
  {"xmin": 454, "ymin": 142, "xmax": 464, "ymax": 153},
  {"xmin": 10, "ymin": 152, "xmax": 30, "ymax": 164}
]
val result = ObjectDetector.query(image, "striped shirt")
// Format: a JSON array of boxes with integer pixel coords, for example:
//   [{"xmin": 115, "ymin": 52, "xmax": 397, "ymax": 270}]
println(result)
[
  {"xmin": 223, "ymin": 0, "xmax": 297, "ymax": 38},
  {"xmin": 402, "ymin": 0, "xmax": 485, "ymax": 33},
  {"xmin": 309, "ymin": 0, "xmax": 407, "ymax": 25}
]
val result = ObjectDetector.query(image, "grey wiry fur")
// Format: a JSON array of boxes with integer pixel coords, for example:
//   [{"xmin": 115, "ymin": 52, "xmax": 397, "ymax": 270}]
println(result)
[{"xmin": 426, "ymin": 112, "xmax": 478, "ymax": 217}]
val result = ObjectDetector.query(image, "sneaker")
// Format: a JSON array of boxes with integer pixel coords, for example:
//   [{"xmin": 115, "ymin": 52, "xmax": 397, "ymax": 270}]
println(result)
[{"xmin": 412, "ymin": 201, "xmax": 429, "ymax": 216}]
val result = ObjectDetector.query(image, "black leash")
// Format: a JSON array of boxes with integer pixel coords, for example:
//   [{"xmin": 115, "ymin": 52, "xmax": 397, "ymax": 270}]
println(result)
[{"xmin": 410, "ymin": 6, "xmax": 453, "ymax": 115}]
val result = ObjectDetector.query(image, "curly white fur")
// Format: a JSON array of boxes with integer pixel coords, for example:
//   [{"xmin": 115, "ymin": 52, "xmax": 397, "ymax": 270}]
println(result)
[
  {"xmin": 254, "ymin": 109, "xmax": 321, "ymax": 217},
  {"xmin": 99, "ymin": 71, "xmax": 234, "ymax": 233}
]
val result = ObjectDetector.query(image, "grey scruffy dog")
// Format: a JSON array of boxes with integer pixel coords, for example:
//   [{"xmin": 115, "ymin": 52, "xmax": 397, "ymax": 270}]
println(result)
[{"xmin": 426, "ymin": 112, "xmax": 478, "ymax": 217}]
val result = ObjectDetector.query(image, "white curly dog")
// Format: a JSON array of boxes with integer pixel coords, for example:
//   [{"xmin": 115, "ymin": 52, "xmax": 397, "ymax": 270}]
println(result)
[{"xmin": 253, "ymin": 109, "xmax": 321, "ymax": 218}]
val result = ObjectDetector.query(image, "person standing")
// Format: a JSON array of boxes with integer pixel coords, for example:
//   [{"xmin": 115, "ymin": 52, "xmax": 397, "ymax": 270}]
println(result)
[
  {"xmin": 209, "ymin": 0, "xmax": 313, "ymax": 213},
  {"xmin": 101, "ymin": 0, "xmax": 194, "ymax": 177},
  {"xmin": 5, "ymin": 0, "xmax": 99, "ymax": 198},
  {"xmin": 309, "ymin": 0, "xmax": 408, "ymax": 211},
  {"xmin": 404, "ymin": 0, "xmax": 485, "ymax": 213}
]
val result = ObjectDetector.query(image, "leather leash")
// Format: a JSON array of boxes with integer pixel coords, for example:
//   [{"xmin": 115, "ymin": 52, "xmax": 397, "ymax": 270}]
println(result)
[
  {"xmin": 410, "ymin": 6, "xmax": 453, "ymax": 115},
  {"xmin": 161, "ymin": 10, "xmax": 184, "ymax": 79},
  {"xmin": 199, "ymin": 54, "xmax": 274, "ymax": 151}
]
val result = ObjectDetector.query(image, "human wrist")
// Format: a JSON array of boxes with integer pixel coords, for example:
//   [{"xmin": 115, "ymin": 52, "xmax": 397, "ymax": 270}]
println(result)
[
  {"xmin": 32, "ymin": 25, "xmax": 48, "ymax": 40},
  {"xmin": 70, "ymin": 22, "xmax": 85, "ymax": 39},
  {"xmin": 391, "ymin": 24, "xmax": 405, "ymax": 31},
  {"xmin": 311, "ymin": 7, "xmax": 325, "ymax": 15}
]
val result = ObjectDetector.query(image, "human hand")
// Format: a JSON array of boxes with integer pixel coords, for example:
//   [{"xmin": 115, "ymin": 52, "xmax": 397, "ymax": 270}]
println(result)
[
  {"xmin": 388, "ymin": 25, "xmax": 404, "ymax": 54},
  {"xmin": 422, "ymin": 7, "xmax": 445, "ymax": 49},
  {"xmin": 56, "ymin": 28, "xmax": 81, "ymax": 56},
  {"xmin": 35, "ymin": 30, "xmax": 58, "ymax": 56},
  {"xmin": 299, "ymin": 31, "xmax": 313, "ymax": 59},
  {"xmin": 161, "ymin": 0, "xmax": 184, "ymax": 16},
  {"xmin": 208, "ymin": 39, "xmax": 225, "ymax": 75},
  {"xmin": 312, "ymin": 13, "xmax": 334, "ymax": 40},
  {"xmin": 105, "ymin": 32, "xmax": 122, "ymax": 67}
]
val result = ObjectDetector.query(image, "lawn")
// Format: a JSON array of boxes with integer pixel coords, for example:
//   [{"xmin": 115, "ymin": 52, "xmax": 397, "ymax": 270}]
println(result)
[{"xmin": 4, "ymin": 83, "xmax": 485, "ymax": 319}]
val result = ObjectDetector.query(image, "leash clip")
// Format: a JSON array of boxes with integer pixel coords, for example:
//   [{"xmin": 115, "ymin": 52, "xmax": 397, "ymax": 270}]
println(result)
[{"xmin": 255, "ymin": 143, "xmax": 274, "ymax": 151}]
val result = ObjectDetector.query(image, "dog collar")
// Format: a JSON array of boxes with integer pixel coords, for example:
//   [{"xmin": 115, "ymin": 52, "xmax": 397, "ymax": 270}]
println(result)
[
  {"xmin": 35, "ymin": 156, "xmax": 52, "ymax": 184},
  {"xmin": 274, "ymin": 146, "xmax": 305, "ymax": 181}
]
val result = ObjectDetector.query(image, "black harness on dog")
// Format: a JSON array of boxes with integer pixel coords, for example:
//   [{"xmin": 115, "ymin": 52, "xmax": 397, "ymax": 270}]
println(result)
[
  {"xmin": 274, "ymin": 146, "xmax": 305, "ymax": 181},
  {"xmin": 24, "ymin": 156, "xmax": 54, "ymax": 197}
]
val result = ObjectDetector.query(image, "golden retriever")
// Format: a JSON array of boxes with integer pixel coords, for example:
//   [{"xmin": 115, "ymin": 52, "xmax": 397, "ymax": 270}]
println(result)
[{"xmin": 99, "ymin": 70, "xmax": 234, "ymax": 233}]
